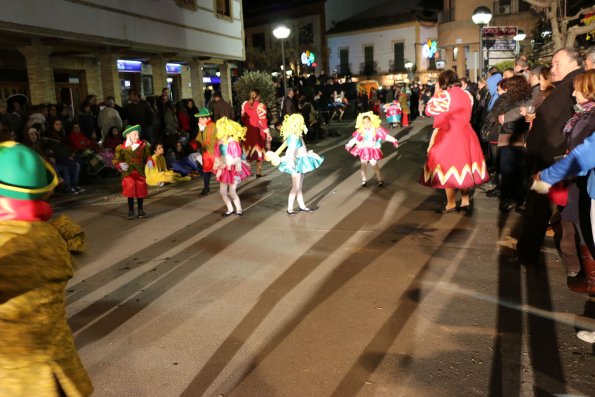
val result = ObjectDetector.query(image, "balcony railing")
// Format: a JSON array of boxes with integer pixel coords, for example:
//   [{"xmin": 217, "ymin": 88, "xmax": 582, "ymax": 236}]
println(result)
[
  {"xmin": 335, "ymin": 63, "xmax": 352, "ymax": 76},
  {"xmin": 389, "ymin": 60, "xmax": 407, "ymax": 73},
  {"xmin": 359, "ymin": 61, "xmax": 377, "ymax": 76}
]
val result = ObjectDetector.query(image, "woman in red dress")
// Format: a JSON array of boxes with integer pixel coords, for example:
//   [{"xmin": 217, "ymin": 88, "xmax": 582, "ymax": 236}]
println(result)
[
  {"xmin": 241, "ymin": 89, "xmax": 271, "ymax": 177},
  {"xmin": 422, "ymin": 70, "xmax": 489, "ymax": 213}
]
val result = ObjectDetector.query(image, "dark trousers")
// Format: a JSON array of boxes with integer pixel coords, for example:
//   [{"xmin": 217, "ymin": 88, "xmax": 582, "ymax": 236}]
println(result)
[
  {"xmin": 516, "ymin": 190, "xmax": 553, "ymax": 265},
  {"xmin": 499, "ymin": 146, "xmax": 525, "ymax": 204}
]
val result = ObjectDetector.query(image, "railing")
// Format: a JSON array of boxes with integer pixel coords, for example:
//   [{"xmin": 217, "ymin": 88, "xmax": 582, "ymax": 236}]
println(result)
[
  {"xmin": 359, "ymin": 61, "xmax": 377, "ymax": 76},
  {"xmin": 335, "ymin": 63, "xmax": 352, "ymax": 76},
  {"xmin": 389, "ymin": 60, "xmax": 406, "ymax": 73}
]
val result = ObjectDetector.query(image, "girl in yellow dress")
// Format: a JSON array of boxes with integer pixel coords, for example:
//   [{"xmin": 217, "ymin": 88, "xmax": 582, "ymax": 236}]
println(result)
[{"xmin": 145, "ymin": 143, "xmax": 191, "ymax": 186}]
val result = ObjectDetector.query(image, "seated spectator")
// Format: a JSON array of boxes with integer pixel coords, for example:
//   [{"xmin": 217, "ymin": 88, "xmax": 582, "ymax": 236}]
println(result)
[
  {"xmin": 43, "ymin": 132, "xmax": 83, "ymax": 194},
  {"xmin": 145, "ymin": 143, "xmax": 191, "ymax": 186},
  {"xmin": 169, "ymin": 140, "xmax": 201, "ymax": 177},
  {"xmin": 68, "ymin": 122, "xmax": 106, "ymax": 176},
  {"xmin": 98, "ymin": 126, "xmax": 122, "ymax": 173}
]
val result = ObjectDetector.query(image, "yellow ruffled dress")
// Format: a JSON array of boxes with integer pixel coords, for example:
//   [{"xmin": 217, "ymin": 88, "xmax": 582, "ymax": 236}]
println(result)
[{"xmin": 145, "ymin": 154, "xmax": 191, "ymax": 186}]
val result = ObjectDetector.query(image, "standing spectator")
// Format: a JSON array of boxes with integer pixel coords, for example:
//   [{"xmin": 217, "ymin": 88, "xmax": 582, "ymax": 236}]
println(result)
[
  {"xmin": 487, "ymin": 66, "xmax": 503, "ymax": 110},
  {"xmin": 156, "ymin": 87, "xmax": 171, "ymax": 132},
  {"xmin": 516, "ymin": 48, "xmax": 584, "ymax": 270},
  {"xmin": 584, "ymin": 47, "xmax": 595, "ymax": 70},
  {"xmin": 410, "ymin": 82, "xmax": 420, "ymax": 121},
  {"xmin": 210, "ymin": 92, "xmax": 234, "ymax": 121},
  {"xmin": 78, "ymin": 102, "xmax": 97, "ymax": 139},
  {"xmin": 241, "ymin": 89, "xmax": 271, "ymax": 177},
  {"xmin": 185, "ymin": 98, "xmax": 199, "ymax": 140},
  {"xmin": 397, "ymin": 87, "xmax": 410, "ymax": 126},
  {"xmin": 124, "ymin": 90, "xmax": 154, "ymax": 144},
  {"xmin": 421, "ymin": 69, "xmax": 489, "ymax": 213},
  {"xmin": 98, "ymin": 96, "xmax": 123, "ymax": 140},
  {"xmin": 281, "ymin": 88, "xmax": 299, "ymax": 118}
]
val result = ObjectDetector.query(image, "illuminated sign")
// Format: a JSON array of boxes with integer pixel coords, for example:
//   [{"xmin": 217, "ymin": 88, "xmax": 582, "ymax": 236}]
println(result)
[
  {"xmin": 166, "ymin": 63, "xmax": 182, "ymax": 74},
  {"xmin": 422, "ymin": 40, "xmax": 438, "ymax": 59},
  {"xmin": 202, "ymin": 76, "xmax": 221, "ymax": 84},
  {"xmin": 117, "ymin": 60, "xmax": 142, "ymax": 72},
  {"xmin": 300, "ymin": 50, "xmax": 316, "ymax": 66}
]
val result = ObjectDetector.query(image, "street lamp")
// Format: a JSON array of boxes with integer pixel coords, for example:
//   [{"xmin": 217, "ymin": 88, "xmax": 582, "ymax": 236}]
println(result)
[
  {"xmin": 273, "ymin": 25, "xmax": 291, "ymax": 97},
  {"xmin": 472, "ymin": 6, "xmax": 492, "ymax": 79},
  {"xmin": 513, "ymin": 29, "xmax": 526, "ymax": 55}
]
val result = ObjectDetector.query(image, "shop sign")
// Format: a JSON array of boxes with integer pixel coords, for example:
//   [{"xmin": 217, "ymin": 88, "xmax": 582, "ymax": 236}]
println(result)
[
  {"xmin": 117, "ymin": 60, "xmax": 142, "ymax": 72},
  {"xmin": 482, "ymin": 26, "xmax": 518, "ymax": 51},
  {"xmin": 203, "ymin": 76, "xmax": 221, "ymax": 84},
  {"xmin": 166, "ymin": 63, "xmax": 182, "ymax": 74}
]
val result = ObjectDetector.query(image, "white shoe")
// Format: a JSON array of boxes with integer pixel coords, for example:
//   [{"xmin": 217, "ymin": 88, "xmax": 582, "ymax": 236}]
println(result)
[{"xmin": 577, "ymin": 330, "xmax": 595, "ymax": 344}]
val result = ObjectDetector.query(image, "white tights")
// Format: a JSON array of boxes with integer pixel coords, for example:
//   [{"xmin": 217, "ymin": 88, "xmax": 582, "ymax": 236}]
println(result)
[
  {"xmin": 360, "ymin": 160, "xmax": 382, "ymax": 182},
  {"xmin": 220, "ymin": 182, "xmax": 242, "ymax": 213},
  {"xmin": 288, "ymin": 173, "xmax": 307, "ymax": 211}
]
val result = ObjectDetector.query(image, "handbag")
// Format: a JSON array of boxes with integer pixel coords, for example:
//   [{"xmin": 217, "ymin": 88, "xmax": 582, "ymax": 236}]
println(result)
[{"xmin": 481, "ymin": 121, "xmax": 500, "ymax": 143}]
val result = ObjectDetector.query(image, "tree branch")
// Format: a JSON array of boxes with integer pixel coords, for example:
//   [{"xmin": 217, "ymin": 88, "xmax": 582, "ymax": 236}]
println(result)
[
  {"xmin": 561, "ymin": 5, "xmax": 595, "ymax": 32},
  {"xmin": 522, "ymin": 0, "xmax": 549, "ymax": 9},
  {"xmin": 565, "ymin": 21, "xmax": 595, "ymax": 47}
]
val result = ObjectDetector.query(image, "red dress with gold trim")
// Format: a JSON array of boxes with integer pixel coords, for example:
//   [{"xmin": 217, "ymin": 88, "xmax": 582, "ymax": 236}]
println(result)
[
  {"xmin": 241, "ymin": 100, "xmax": 269, "ymax": 161},
  {"xmin": 421, "ymin": 87, "xmax": 488, "ymax": 189}
]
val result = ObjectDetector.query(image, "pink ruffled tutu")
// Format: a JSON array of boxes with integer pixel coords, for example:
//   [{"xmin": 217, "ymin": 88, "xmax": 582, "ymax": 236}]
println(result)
[
  {"xmin": 348, "ymin": 146, "xmax": 383, "ymax": 161},
  {"xmin": 216, "ymin": 161, "xmax": 251, "ymax": 184}
]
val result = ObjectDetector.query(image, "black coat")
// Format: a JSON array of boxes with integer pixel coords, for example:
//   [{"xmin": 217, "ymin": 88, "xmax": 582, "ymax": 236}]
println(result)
[{"xmin": 526, "ymin": 68, "xmax": 584, "ymax": 171}]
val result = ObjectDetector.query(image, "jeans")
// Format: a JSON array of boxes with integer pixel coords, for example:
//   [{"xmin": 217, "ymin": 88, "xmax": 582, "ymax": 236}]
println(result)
[{"xmin": 56, "ymin": 158, "xmax": 80, "ymax": 188}]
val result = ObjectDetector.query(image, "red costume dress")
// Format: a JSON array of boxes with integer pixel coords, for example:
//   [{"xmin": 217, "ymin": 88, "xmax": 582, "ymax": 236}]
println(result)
[
  {"xmin": 421, "ymin": 87, "xmax": 488, "ymax": 189},
  {"xmin": 241, "ymin": 100, "xmax": 269, "ymax": 161}
]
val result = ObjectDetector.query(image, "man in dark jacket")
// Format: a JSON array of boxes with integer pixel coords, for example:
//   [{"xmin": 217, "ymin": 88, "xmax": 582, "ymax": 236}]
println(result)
[
  {"xmin": 209, "ymin": 92, "xmax": 234, "ymax": 121},
  {"xmin": 281, "ymin": 88, "xmax": 298, "ymax": 118},
  {"xmin": 516, "ymin": 47, "xmax": 584, "ymax": 269}
]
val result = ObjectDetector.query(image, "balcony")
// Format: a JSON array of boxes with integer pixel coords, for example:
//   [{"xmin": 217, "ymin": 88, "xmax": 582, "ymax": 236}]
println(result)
[
  {"xmin": 359, "ymin": 61, "xmax": 377, "ymax": 76},
  {"xmin": 389, "ymin": 60, "xmax": 407, "ymax": 74},
  {"xmin": 335, "ymin": 63, "xmax": 352, "ymax": 76}
]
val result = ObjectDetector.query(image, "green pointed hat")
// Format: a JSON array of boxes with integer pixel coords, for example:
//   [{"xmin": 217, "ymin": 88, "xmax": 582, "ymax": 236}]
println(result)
[
  {"xmin": 122, "ymin": 124, "xmax": 141, "ymax": 137},
  {"xmin": 0, "ymin": 141, "xmax": 59, "ymax": 200},
  {"xmin": 194, "ymin": 107, "xmax": 212, "ymax": 118}
]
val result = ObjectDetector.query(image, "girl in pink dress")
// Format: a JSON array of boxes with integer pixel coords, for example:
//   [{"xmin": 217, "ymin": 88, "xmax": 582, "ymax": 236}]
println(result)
[
  {"xmin": 422, "ymin": 70, "xmax": 489, "ymax": 213},
  {"xmin": 214, "ymin": 117, "xmax": 251, "ymax": 216},
  {"xmin": 345, "ymin": 111, "xmax": 398, "ymax": 187},
  {"xmin": 241, "ymin": 89, "xmax": 271, "ymax": 177}
]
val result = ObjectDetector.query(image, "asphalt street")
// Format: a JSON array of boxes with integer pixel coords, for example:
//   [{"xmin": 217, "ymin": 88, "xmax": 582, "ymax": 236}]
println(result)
[{"xmin": 57, "ymin": 117, "xmax": 594, "ymax": 396}]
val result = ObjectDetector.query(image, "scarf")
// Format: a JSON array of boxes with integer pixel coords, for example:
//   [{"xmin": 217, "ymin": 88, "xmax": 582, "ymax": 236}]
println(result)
[
  {"xmin": 0, "ymin": 197, "xmax": 53, "ymax": 221},
  {"xmin": 563, "ymin": 101, "xmax": 595, "ymax": 136}
]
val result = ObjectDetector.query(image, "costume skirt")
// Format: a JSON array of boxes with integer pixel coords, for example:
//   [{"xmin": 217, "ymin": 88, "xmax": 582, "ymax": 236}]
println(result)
[
  {"xmin": 122, "ymin": 170, "xmax": 148, "ymax": 198},
  {"xmin": 420, "ymin": 127, "xmax": 488, "ymax": 189},
  {"xmin": 216, "ymin": 162, "xmax": 251, "ymax": 184},
  {"xmin": 387, "ymin": 114, "xmax": 401, "ymax": 124},
  {"xmin": 348, "ymin": 145, "xmax": 383, "ymax": 161},
  {"xmin": 279, "ymin": 152, "xmax": 324, "ymax": 175}
]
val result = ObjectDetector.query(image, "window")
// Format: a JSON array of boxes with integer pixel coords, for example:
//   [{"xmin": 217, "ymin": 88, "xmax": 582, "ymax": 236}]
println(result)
[
  {"xmin": 364, "ymin": 46, "xmax": 374, "ymax": 67},
  {"xmin": 339, "ymin": 48, "xmax": 349, "ymax": 75},
  {"xmin": 175, "ymin": 0, "xmax": 197, "ymax": 10},
  {"xmin": 215, "ymin": 0, "xmax": 231, "ymax": 18},
  {"xmin": 252, "ymin": 32, "xmax": 265, "ymax": 50},
  {"xmin": 393, "ymin": 42, "xmax": 404, "ymax": 71},
  {"xmin": 299, "ymin": 23, "xmax": 314, "ymax": 45}
]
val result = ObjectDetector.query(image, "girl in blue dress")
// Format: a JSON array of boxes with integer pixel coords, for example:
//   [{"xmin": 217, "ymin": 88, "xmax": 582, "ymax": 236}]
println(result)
[{"xmin": 267, "ymin": 114, "xmax": 324, "ymax": 214}]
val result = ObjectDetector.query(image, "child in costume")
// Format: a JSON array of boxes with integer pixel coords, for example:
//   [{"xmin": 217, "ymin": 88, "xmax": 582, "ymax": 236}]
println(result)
[
  {"xmin": 214, "ymin": 117, "xmax": 251, "ymax": 216},
  {"xmin": 265, "ymin": 114, "xmax": 324, "ymax": 214},
  {"xmin": 113, "ymin": 125, "xmax": 153, "ymax": 219},
  {"xmin": 345, "ymin": 111, "xmax": 399, "ymax": 187},
  {"xmin": 145, "ymin": 143, "xmax": 191, "ymax": 186},
  {"xmin": 382, "ymin": 99, "xmax": 402, "ymax": 128},
  {"xmin": 0, "ymin": 141, "xmax": 93, "ymax": 397},
  {"xmin": 190, "ymin": 107, "xmax": 217, "ymax": 195}
]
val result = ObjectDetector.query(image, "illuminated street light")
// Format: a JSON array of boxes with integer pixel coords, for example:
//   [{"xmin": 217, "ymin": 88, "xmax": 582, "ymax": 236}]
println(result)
[
  {"xmin": 273, "ymin": 25, "xmax": 291, "ymax": 97},
  {"xmin": 472, "ymin": 6, "xmax": 493, "ymax": 78}
]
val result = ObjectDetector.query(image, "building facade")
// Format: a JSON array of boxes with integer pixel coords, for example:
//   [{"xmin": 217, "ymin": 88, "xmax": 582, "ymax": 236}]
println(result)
[
  {"xmin": 327, "ymin": 12, "xmax": 439, "ymax": 86},
  {"xmin": 438, "ymin": 0, "xmax": 537, "ymax": 81},
  {"xmin": 0, "ymin": 0, "xmax": 245, "ymax": 110}
]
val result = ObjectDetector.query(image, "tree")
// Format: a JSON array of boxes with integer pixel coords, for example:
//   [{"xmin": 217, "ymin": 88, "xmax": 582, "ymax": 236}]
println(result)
[
  {"xmin": 524, "ymin": 1, "xmax": 595, "ymax": 49},
  {"xmin": 233, "ymin": 71, "xmax": 276, "ymax": 109}
]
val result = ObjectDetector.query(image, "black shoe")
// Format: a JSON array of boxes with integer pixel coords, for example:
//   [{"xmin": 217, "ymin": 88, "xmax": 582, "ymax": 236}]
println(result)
[
  {"xmin": 200, "ymin": 188, "xmax": 210, "ymax": 196},
  {"xmin": 137, "ymin": 210, "xmax": 148, "ymax": 218},
  {"xmin": 255, "ymin": 174, "xmax": 263, "ymax": 178},
  {"xmin": 299, "ymin": 207, "xmax": 311, "ymax": 212},
  {"xmin": 287, "ymin": 210, "xmax": 296, "ymax": 215},
  {"xmin": 222, "ymin": 210, "xmax": 234, "ymax": 217},
  {"xmin": 128, "ymin": 211, "xmax": 135, "ymax": 220},
  {"xmin": 486, "ymin": 188, "xmax": 500, "ymax": 198},
  {"xmin": 235, "ymin": 211, "xmax": 243, "ymax": 216},
  {"xmin": 377, "ymin": 181, "xmax": 384, "ymax": 187},
  {"xmin": 361, "ymin": 181, "xmax": 367, "ymax": 187},
  {"xmin": 459, "ymin": 204, "xmax": 472, "ymax": 215}
]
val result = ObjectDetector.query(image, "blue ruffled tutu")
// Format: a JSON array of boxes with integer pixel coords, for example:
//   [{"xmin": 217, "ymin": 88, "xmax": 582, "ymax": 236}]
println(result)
[{"xmin": 279, "ymin": 152, "xmax": 324, "ymax": 174}]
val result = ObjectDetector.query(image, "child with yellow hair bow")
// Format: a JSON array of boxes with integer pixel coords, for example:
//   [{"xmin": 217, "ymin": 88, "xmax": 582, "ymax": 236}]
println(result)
[
  {"xmin": 265, "ymin": 114, "xmax": 324, "ymax": 214},
  {"xmin": 345, "ymin": 111, "xmax": 398, "ymax": 187},
  {"xmin": 214, "ymin": 117, "xmax": 251, "ymax": 216}
]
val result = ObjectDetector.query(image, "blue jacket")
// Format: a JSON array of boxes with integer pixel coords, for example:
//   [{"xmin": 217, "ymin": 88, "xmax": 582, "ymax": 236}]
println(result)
[
  {"xmin": 540, "ymin": 131, "xmax": 595, "ymax": 199},
  {"xmin": 487, "ymin": 73, "xmax": 502, "ymax": 110}
]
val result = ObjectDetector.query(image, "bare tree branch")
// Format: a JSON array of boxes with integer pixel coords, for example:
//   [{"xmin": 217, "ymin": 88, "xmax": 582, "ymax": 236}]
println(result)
[
  {"xmin": 522, "ymin": 0, "xmax": 549, "ymax": 9},
  {"xmin": 561, "ymin": 5, "xmax": 595, "ymax": 32},
  {"xmin": 565, "ymin": 21, "xmax": 595, "ymax": 47}
]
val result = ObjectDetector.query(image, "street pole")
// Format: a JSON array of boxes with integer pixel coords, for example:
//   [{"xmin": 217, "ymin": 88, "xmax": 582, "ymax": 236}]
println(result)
[
  {"xmin": 479, "ymin": 24, "xmax": 484, "ymax": 79},
  {"xmin": 281, "ymin": 39, "xmax": 288, "ymax": 98}
]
